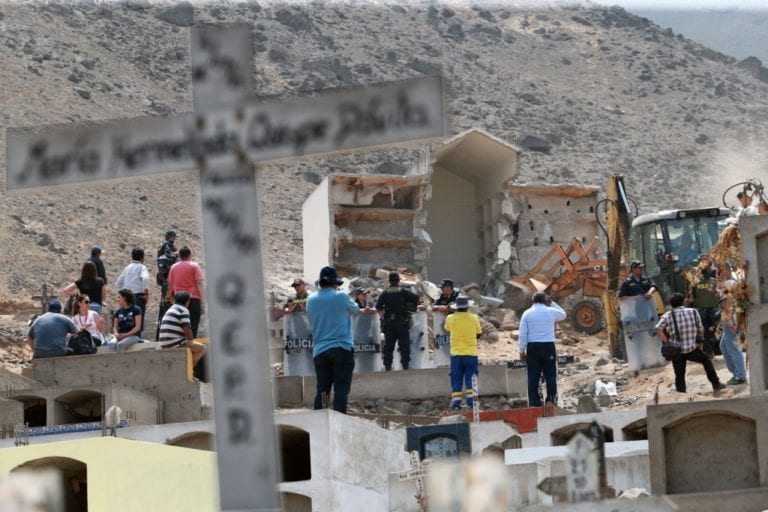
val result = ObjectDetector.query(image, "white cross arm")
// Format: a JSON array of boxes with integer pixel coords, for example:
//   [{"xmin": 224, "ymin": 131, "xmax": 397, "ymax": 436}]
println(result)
[{"xmin": 6, "ymin": 76, "xmax": 445, "ymax": 191}]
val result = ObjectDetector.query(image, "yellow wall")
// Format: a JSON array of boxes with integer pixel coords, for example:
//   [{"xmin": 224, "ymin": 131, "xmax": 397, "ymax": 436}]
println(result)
[{"xmin": 0, "ymin": 437, "xmax": 219, "ymax": 512}]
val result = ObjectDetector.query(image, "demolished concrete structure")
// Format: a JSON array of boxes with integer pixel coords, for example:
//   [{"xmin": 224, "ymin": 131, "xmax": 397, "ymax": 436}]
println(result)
[
  {"xmin": 300, "ymin": 129, "xmax": 602, "ymax": 309},
  {"xmin": 302, "ymin": 173, "xmax": 432, "ymax": 279}
]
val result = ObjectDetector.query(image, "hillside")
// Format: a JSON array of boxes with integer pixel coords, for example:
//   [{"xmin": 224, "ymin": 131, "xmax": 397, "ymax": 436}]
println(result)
[{"xmin": 0, "ymin": 0, "xmax": 767, "ymax": 308}]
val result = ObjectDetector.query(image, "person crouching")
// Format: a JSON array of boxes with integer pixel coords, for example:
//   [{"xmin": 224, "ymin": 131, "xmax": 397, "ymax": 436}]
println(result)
[{"xmin": 445, "ymin": 295, "xmax": 482, "ymax": 411}]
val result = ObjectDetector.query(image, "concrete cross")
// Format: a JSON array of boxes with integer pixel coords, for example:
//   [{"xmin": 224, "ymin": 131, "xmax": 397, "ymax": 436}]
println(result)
[
  {"xmin": 6, "ymin": 23, "xmax": 444, "ymax": 512},
  {"xmin": 396, "ymin": 450, "xmax": 427, "ymax": 507}
]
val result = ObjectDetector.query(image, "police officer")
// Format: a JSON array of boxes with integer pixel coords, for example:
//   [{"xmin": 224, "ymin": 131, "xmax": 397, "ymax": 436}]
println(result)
[
  {"xmin": 618, "ymin": 261, "xmax": 657, "ymax": 300},
  {"xmin": 432, "ymin": 278, "xmax": 459, "ymax": 313},
  {"xmin": 688, "ymin": 256, "xmax": 720, "ymax": 357},
  {"xmin": 284, "ymin": 278, "xmax": 309, "ymax": 314},
  {"xmin": 376, "ymin": 272, "xmax": 420, "ymax": 371}
]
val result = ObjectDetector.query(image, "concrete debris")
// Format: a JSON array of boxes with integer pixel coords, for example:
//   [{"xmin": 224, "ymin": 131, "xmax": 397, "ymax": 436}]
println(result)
[{"xmin": 595, "ymin": 379, "xmax": 618, "ymax": 396}]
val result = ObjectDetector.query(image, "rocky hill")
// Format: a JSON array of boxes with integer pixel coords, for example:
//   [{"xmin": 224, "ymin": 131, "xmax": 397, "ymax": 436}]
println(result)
[{"xmin": 1, "ymin": 0, "xmax": 767, "ymax": 308}]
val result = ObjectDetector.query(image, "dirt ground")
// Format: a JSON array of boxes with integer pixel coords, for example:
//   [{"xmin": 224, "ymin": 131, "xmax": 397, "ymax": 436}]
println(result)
[{"xmin": 482, "ymin": 321, "xmax": 751, "ymax": 411}]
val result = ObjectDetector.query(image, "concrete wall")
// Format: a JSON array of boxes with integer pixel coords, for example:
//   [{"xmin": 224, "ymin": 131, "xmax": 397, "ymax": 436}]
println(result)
[
  {"xmin": 424, "ymin": 167, "xmax": 483, "ymax": 284},
  {"xmin": 0, "ymin": 367, "xmax": 37, "ymax": 394},
  {"xmin": 647, "ymin": 397, "xmax": 768, "ymax": 495},
  {"xmin": 739, "ymin": 215, "xmax": 768, "ymax": 397},
  {"xmin": 0, "ymin": 437, "xmax": 218, "ymax": 512},
  {"xmin": 296, "ymin": 365, "xmax": 527, "ymax": 405},
  {"xmin": 506, "ymin": 186, "xmax": 600, "ymax": 275},
  {"xmin": 8, "ymin": 383, "xmax": 159, "ymax": 427},
  {"xmin": 503, "ymin": 441, "xmax": 649, "ymax": 507},
  {"xmin": 0, "ymin": 398, "xmax": 23, "ymax": 430},
  {"xmin": 535, "ymin": 409, "xmax": 646, "ymax": 446},
  {"xmin": 275, "ymin": 409, "xmax": 409, "ymax": 512},
  {"xmin": 302, "ymin": 177, "xmax": 331, "ymax": 281},
  {"xmin": 29, "ymin": 351, "xmax": 206, "ymax": 424}
]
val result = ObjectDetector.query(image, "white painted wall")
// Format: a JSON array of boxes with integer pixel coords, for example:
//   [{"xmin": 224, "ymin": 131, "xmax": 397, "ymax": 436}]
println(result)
[
  {"xmin": 424, "ymin": 167, "xmax": 483, "ymax": 284},
  {"xmin": 302, "ymin": 178, "xmax": 331, "ymax": 281}
]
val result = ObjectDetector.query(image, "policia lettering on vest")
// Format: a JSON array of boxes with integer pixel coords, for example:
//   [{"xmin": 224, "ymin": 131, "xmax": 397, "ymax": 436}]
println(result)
[{"xmin": 375, "ymin": 272, "xmax": 420, "ymax": 371}]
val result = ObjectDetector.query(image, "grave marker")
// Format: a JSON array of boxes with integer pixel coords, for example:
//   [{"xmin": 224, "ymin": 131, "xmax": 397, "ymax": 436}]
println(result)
[
  {"xmin": 566, "ymin": 432, "xmax": 599, "ymax": 502},
  {"xmin": 6, "ymin": 23, "xmax": 445, "ymax": 512}
]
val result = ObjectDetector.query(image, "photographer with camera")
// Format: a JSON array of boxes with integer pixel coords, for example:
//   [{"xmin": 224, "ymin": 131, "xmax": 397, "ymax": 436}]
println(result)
[
  {"xmin": 519, "ymin": 292, "xmax": 566, "ymax": 406},
  {"xmin": 375, "ymin": 271, "xmax": 422, "ymax": 371}
]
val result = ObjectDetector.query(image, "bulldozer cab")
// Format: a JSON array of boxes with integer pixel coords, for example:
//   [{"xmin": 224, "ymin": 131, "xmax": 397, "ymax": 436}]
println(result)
[{"xmin": 628, "ymin": 207, "xmax": 731, "ymax": 301}]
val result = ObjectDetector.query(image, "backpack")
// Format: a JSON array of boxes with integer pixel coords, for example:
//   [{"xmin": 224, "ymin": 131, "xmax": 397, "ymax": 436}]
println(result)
[{"xmin": 68, "ymin": 330, "xmax": 96, "ymax": 355}]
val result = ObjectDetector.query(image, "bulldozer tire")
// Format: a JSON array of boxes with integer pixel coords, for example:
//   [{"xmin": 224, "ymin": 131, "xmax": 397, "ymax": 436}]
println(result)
[{"xmin": 570, "ymin": 300, "xmax": 604, "ymax": 335}]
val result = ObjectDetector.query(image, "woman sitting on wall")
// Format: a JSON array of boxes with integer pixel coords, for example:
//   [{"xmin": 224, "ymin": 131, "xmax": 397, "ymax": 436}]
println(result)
[
  {"xmin": 109, "ymin": 289, "xmax": 142, "ymax": 352},
  {"xmin": 71, "ymin": 293, "xmax": 105, "ymax": 347}
]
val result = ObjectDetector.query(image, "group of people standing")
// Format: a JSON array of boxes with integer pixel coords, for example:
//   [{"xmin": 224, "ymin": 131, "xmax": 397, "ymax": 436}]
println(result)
[
  {"xmin": 27, "ymin": 231, "xmax": 207, "ymax": 371},
  {"xmin": 284, "ymin": 269, "xmax": 483, "ymax": 414}
]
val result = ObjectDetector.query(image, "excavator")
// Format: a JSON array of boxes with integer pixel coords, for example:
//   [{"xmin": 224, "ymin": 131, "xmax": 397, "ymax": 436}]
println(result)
[
  {"xmin": 599, "ymin": 175, "xmax": 765, "ymax": 358},
  {"xmin": 510, "ymin": 175, "xmax": 764, "ymax": 358}
]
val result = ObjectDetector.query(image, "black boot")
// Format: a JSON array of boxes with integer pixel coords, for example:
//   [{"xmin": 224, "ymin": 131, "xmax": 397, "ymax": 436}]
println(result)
[
  {"xmin": 384, "ymin": 365, "xmax": 392, "ymax": 371},
  {"xmin": 401, "ymin": 362, "xmax": 409, "ymax": 370}
]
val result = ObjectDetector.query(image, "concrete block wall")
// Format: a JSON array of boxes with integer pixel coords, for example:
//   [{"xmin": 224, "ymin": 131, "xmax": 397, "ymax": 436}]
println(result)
[
  {"xmin": 294, "ymin": 365, "xmax": 528, "ymax": 406},
  {"xmin": 8, "ymin": 383, "xmax": 160, "ymax": 427},
  {"xmin": 275, "ymin": 409, "xmax": 410, "ymax": 512},
  {"xmin": 0, "ymin": 399, "xmax": 23, "ymax": 431},
  {"xmin": 503, "ymin": 441, "xmax": 649, "ymax": 506},
  {"xmin": 647, "ymin": 397, "xmax": 768, "ymax": 496},
  {"xmin": 739, "ymin": 215, "xmax": 768, "ymax": 397},
  {"xmin": 30, "ymin": 351, "xmax": 206, "ymax": 424},
  {"xmin": 302, "ymin": 173, "xmax": 432, "ymax": 279},
  {"xmin": 505, "ymin": 185, "xmax": 600, "ymax": 277}
]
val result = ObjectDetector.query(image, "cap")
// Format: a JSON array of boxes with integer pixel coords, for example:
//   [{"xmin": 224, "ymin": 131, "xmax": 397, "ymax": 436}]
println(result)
[
  {"xmin": 353, "ymin": 287, "xmax": 367, "ymax": 296},
  {"xmin": 453, "ymin": 295, "xmax": 470, "ymax": 309},
  {"xmin": 439, "ymin": 278, "xmax": 454, "ymax": 287},
  {"xmin": 388, "ymin": 271, "xmax": 400, "ymax": 283},
  {"xmin": 165, "ymin": 230, "xmax": 177, "ymax": 239},
  {"xmin": 629, "ymin": 260, "xmax": 645, "ymax": 269},
  {"xmin": 48, "ymin": 299, "xmax": 62, "ymax": 312},
  {"xmin": 317, "ymin": 266, "xmax": 344, "ymax": 286},
  {"xmin": 290, "ymin": 278, "xmax": 305, "ymax": 288},
  {"xmin": 91, "ymin": 245, "xmax": 102, "ymax": 256}
]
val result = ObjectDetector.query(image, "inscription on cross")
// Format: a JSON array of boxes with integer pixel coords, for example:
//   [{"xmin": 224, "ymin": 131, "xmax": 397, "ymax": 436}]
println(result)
[{"xmin": 6, "ymin": 23, "xmax": 445, "ymax": 512}]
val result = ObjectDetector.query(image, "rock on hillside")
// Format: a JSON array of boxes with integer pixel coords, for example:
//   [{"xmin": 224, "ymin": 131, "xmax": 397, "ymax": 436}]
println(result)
[{"xmin": 1, "ymin": 1, "xmax": 767, "ymax": 305}]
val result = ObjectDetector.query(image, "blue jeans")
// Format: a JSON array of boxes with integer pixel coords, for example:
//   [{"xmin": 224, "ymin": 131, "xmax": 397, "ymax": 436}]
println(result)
[
  {"xmin": 88, "ymin": 303, "xmax": 102, "ymax": 314},
  {"xmin": 720, "ymin": 322, "xmax": 747, "ymax": 380},
  {"xmin": 109, "ymin": 335, "xmax": 140, "ymax": 353},
  {"xmin": 450, "ymin": 355, "xmax": 478, "ymax": 406},
  {"xmin": 526, "ymin": 342, "xmax": 558, "ymax": 406},
  {"xmin": 313, "ymin": 347, "xmax": 355, "ymax": 414}
]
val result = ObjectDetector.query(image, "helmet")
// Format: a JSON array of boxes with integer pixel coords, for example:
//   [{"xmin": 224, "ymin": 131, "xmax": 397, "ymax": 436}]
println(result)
[{"xmin": 165, "ymin": 230, "xmax": 177, "ymax": 239}]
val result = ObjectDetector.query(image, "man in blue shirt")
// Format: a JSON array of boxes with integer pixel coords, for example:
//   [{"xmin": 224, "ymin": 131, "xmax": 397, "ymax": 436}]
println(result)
[
  {"xmin": 27, "ymin": 300, "xmax": 78, "ymax": 358},
  {"xmin": 519, "ymin": 292, "xmax": 567, "ymax": 406},
  {"xmin": 307, "ymin": 266, "xmax": 358, "ymax": 414}
]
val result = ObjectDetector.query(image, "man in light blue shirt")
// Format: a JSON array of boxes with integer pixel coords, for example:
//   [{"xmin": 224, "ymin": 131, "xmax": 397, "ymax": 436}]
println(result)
[
  {"xmin": 519, "ymin": 292, "xmax": 567, "ymax": 406},
  {"xmin": 307, "ymin": 266, "xmax": 358, "ymax": 414}
]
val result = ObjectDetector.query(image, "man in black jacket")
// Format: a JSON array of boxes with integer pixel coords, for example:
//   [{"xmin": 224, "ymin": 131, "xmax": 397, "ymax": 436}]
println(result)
[
  {"xmin": 89, "ymin": 246, "xmax": 107, "ymax": 284},
  {"xmin": 376, "ymin": 272, "xmax": 420, "ymax": 371}
]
